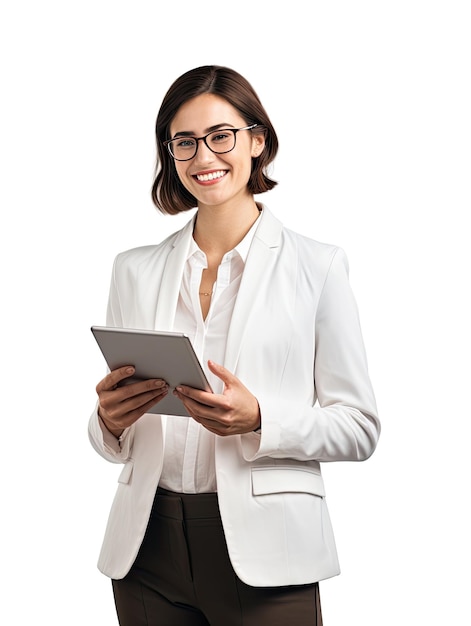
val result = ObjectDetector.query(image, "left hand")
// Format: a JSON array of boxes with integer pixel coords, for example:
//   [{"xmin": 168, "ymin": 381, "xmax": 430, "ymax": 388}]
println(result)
[{"xmin": 173, "ymin": 360, "xmax": 261, "ymax": 436}]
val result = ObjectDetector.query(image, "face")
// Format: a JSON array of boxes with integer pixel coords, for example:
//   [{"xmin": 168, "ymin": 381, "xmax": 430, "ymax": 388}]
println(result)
[{"xmin": 169, "ymin": 93, "xmax": 265, "ymax": 211}]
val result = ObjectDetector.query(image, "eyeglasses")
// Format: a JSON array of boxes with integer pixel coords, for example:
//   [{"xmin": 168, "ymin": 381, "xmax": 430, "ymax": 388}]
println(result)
[{"xmin": 163, "ymin": 124, "xmax": 258, "ymax": 161}]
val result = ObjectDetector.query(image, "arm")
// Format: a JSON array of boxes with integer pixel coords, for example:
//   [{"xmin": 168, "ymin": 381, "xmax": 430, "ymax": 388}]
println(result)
[
  {"xmin": 88, "ymin": 254, "xmax": 169, "ymax": 462},
  {"xmin": 242, "ymin": 247, "xmax": 380, "ymax": 463}
]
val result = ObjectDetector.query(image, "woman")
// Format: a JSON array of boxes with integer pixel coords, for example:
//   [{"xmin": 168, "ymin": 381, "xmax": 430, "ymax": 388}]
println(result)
[{"xmin": 89, "ymin": 65, "xmax": 380, "ymax": 626}]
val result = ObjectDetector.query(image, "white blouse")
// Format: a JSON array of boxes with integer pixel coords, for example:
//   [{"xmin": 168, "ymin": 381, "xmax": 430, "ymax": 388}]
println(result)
[{"xmin": 158, "ymin": 214, "xmax": 260, "ymax": 493}]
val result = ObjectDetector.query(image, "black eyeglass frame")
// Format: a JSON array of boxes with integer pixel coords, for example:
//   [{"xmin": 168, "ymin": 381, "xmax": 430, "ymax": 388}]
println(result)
[{"xmin": 163, "ymin": 124, "xmax": 258, "ymax": 161}]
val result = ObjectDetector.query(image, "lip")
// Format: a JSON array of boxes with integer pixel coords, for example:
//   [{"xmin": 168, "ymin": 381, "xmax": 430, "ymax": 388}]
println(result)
[{"xmin": 192, "ymin": 169, "xmax": 228, "ymax": 185}]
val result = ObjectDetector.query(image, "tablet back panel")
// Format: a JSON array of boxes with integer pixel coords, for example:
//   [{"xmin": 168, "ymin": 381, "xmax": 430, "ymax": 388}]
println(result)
[{"xmin": 91, "ymin": 326, "xmax": 212, "ymax": 416}]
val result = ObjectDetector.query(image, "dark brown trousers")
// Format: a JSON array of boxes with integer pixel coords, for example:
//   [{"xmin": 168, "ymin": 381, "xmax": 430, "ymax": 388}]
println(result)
[{"xmin": 112, "ymin": 488, "xmax": 323, "ymax": 626}]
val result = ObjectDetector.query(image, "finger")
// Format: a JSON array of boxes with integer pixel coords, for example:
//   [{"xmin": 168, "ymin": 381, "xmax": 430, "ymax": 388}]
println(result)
[
  {"xmin": 194, "ymin": 416, "xmax": 235, "ymax": 436},
  {"xmin": 121, "ymin": 387, "xmax": 169, "ymax": 415},
  {"xmin": 100, "ymin": 385, "xmax": 169, "ymax": 424},
  {"xmin": 176, "ymin": 394, "xmax": 233, "ymax": 429},
  {"xmin": 101, "ymin": 380, "xmax": 168, "ymax": 412},
  {"xmin": 100, "ymin": 388, "xmax": 169, "ymax": 434},
  {"xmin": 114, "ymin": 377, "xmax": 168, "ymax": 402},
  {"xmin": 174, "ymin": 386, "xmax": 222, "ymax": 411},
  {"xmin": 96, "ymin": 366, "xmax": 135, "ymax": 394},
  {"xmin": 207, "ymin": 360, "xmax": 237, "ymax": 385}
]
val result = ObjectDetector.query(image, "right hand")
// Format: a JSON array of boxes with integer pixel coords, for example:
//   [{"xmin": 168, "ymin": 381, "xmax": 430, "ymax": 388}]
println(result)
[{"xmin": 96, "ymin": 366, "xmax": 168, "ymax": 438}]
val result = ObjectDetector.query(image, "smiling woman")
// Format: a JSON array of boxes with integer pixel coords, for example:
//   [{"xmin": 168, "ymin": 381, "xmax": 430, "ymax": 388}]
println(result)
[
  {"xmin": 88, "ymin": 65, "xmax": 380, "ymax": 626},
  {"xmin": 152, "ymin": 66, "xmax": 278, "ymax": 215},
  {"xmin": 166, "ymin": 94, "xmax": 265, "ymax": 214}
]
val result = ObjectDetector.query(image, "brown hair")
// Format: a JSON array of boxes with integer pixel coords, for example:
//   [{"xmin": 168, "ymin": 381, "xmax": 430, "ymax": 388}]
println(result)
[{"xmin": 151, "ymin": 65, "xmax": 279, "ymax": 215}]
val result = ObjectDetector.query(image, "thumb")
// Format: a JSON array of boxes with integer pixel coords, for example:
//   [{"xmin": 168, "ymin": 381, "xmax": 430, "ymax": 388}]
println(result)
[{"xmin": 207, "ymin": 360, "xmax": 236, "ymax": 386}]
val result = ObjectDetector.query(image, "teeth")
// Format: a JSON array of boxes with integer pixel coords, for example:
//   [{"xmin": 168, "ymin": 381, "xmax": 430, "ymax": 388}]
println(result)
[{"xmin": 196, "ymin": 170, "xmax": 226, "ymax": 182}]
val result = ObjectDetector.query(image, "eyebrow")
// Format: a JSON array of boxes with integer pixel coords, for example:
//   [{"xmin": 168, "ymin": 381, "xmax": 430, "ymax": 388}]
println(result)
[{"xmin": 172, "ymin": 123, "xmax": 236, "ymax": 138}]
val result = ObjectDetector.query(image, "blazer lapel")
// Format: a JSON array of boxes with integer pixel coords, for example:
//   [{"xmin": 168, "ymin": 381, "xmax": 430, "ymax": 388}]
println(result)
[
  {"xmin": 152, "ymin": 208, "xmax": 283, "ymax": 370},
  {"xmin": 153, "ymin": 216, "xmax": 196, "ymax": 330},
  {"xmin": 224, "ymin": 208, "xmax": 283, "ymax": 373}
]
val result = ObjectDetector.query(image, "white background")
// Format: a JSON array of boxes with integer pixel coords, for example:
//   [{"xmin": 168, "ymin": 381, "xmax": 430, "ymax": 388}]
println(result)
[{"xmin": 1, "ymin": 1, "xmax": 470, "ymax": 624}]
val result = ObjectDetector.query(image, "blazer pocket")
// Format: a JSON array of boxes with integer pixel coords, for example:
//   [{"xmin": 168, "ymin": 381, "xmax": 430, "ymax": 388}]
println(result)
[
  {"xmin": 251, "ymin": 466, "xmax": 325, "ymax": 497},
  {"xmin": 118, "ymin": 460, "xmax": 134, "ymax": 485}
]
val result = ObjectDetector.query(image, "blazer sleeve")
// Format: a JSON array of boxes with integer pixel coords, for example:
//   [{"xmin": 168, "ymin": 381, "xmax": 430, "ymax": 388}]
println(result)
[
  {"xmin": 88, "ymin": 254, "xmax": 136, "ymax": 463},
  {"xmin": 241, "ymin": 247, "xmax": 380, "ymax": 463}
]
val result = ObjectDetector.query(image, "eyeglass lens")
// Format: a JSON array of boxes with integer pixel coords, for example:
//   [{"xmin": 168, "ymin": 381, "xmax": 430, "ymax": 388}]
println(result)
[{"xmin": 169, "ymin": 130, "xmax": 236, "ymax": 160}]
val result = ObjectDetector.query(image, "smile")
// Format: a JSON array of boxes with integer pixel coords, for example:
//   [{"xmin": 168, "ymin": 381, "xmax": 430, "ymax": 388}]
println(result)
[{"xmin": 194, "ymin": 170, "xmax": 227, "ymax": 182}]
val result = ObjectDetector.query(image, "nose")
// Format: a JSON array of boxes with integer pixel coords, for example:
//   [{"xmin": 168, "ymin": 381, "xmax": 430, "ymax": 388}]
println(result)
[{"xmin": 194, "ymin": 138, "xmax": 215, "ymax": 163}]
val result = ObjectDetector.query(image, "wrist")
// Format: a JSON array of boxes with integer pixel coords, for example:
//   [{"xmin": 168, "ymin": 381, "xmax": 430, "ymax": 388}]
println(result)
[{"xmin": 98, "ymin": 409, "xmax": 124, "ymax": 439}]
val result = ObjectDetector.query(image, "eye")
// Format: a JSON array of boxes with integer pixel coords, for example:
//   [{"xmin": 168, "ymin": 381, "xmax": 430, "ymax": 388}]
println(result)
[
  {"xmin": 209, "ymin": 131, "xmax": 232, "ymax": 144},
  {"xmin": 175, "ymin": 137, "xmax": 197, "ymax": 149}
]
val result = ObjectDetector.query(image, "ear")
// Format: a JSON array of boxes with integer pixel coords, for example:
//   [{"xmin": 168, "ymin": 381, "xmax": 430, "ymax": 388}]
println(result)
[{"xmin": 251, "ymin": 133, "xmax": 265, "ymax": 158}]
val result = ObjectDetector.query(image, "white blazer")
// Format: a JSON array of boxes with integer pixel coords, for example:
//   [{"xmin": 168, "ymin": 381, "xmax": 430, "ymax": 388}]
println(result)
[{"xmin": 89, "ymin": 206, "xmax": 380, "ymax": 586}]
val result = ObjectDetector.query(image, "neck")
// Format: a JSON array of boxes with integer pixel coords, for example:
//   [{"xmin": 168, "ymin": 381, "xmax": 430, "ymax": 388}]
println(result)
[{"xmin": 193, "ymin": 199, "xmax": 261, "ymax": 257}]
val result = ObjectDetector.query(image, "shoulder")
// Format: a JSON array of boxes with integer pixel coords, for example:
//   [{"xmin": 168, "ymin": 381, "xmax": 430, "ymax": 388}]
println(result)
[
  {"xmin": 280, "ymin": 221, "xmax": 347, "ymax": 272},
  {"xmin": 258, "ymin": 205, "xmax": 348, "ymax": 272},
  {"xmin": 257, "ymin": 208, "xmax": 349, "ymax": 291},
  {"xmin": 260, "ymin": 206, "xmax": 342, "ymax": 258},
  {"xmin": 287, "ymin": 230, "xmax": 349, "ymax": 295},
  {"xmin": 112, "ymin": 217, "xmax": 194, "ymax": 270}
]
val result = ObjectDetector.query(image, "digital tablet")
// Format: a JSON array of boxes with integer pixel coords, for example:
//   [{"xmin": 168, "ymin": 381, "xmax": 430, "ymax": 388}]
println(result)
[{"xmin": 91, "ymin": 326, "xmax": 213, "ymax": 416}]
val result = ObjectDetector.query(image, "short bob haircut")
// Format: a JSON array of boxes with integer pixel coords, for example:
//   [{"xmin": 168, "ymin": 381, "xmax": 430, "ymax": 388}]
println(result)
[{"xmin": 151, "ymin": 65, "xmax": 279, "ymax": 215}]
